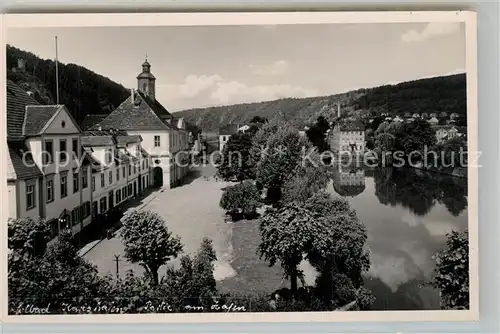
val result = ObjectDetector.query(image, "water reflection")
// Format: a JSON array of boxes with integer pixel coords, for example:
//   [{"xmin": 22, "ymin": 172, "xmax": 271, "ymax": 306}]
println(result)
[
  {"xmin": 331, "ymin": 165, "xmax": 366, "ymax": 197},
  {"xmin": 372, "ymin": 168, "xmax": 467, "ymax": 217},
  {"xmin": 328, "ymin": 165, "xmax": 468, "ymax": 310}
]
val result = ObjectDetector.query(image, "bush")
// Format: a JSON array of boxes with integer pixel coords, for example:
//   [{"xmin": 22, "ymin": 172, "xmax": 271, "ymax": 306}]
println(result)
[{"xmin": 219, "ymin": 181, "xmax": 261, "ymax": 220}]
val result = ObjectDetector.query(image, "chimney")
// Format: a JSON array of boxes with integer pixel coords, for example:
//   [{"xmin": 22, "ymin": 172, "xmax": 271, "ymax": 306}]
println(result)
[{"xmin": 130, "ymin": 88, "xmax": 134, "ymax": 103}]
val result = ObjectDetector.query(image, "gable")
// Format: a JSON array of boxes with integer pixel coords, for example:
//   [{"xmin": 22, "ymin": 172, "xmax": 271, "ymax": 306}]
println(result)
[{"xmin": 43, "ymin": 106, "xmax": 81, "ymax": 134}]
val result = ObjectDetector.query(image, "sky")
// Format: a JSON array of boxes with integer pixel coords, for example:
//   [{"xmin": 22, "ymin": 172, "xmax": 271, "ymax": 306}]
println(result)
[{"xmin": 7, "ymin": 22, "xmax": 465, "ymax": 112}]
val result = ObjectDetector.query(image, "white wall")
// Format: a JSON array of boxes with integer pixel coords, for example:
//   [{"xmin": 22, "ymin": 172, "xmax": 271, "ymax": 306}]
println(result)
[{"xmin": 7, "ymin": 182, "xmax": 17, "ymax": 218}]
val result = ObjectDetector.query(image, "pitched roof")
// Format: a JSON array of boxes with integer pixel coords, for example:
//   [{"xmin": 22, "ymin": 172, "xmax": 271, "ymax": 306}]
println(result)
[
  {"xmin": 335, "ymin": 119, "xmax": 365, "ymax": 132},
  {"xmin": 93, "ymin": 90, "xmax": 176, "ymax": 131},
  {"xmin": 115, "ymin": 135, "xmax": 142, "ymax": 146},
  {"xmin": 81, "ymin": 114, "xmax": 108, "ymax": 130},
  {"xmin": 7, "ymin": 141, "xmax": 43, "ymax": 180},
  {"xmin": 23, "ymin": 105, "xmax": 62, "ymax": 136},
  {"xmin": 219, "ymin": 124, "xmax": 240, "ymax": 135},
  {"xmin": 6, "ymin": 80, "xmax": 40, "ymax": 139},
  {"xmin": 81, "ymin": 135, "xmax": 115, "ymax": 147}
]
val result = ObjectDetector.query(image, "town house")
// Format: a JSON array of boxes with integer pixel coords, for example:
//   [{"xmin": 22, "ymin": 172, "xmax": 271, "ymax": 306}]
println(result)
[
  {"xmin": 7, "ymin": 80, "xmax": 92, "ymax": 239},
  {"xmin": 90, "ymin": 59, "xmax": 190, "ymax": 188}
]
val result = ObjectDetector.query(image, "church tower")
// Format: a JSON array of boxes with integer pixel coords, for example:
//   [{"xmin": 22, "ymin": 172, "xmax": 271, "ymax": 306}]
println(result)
[{"xmin": 137, "ymin": 57, "xmax": 156, "ymax": 100}]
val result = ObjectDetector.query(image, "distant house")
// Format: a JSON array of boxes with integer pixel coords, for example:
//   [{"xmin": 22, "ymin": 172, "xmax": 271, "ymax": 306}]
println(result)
[
  {"xmin": 421, "ymin": 113, "xmax": 429, "ymax": 119},
  {"xmin": 435, "ymin": 126, "xmax": 459, "ymax": 143},
  {"xmin": 219, "ymin": 124, "xmax": 242, "ymax": 151},
  {"xmin": 329, "ymin": 119, "xmax": 365, "ymax": 154},
  {"xmin": 439, "ymin": 112, "xmax": 448, "ymax": 118},
  {"xmin": 429, "ymin": 113, "xmax": 438, "ymax": 118},
  {"xmin": 427, "ymin": 117, "xmax": 439, "ymax": 125},
  {"xmin": 238, "ymin": 124, "xmax": 250, "ymax": 133},
  {"xmin": 404, "ymin": 112, "xmax": 412, "ymax": 118},
  {"xmin": 412, "ymin": 113, "xmax": 420, "ymax": 119},
  {"xmin": 385, "ymin": 117, "xmax": 392, "ymax": 122},
  {"xmin": 393, "ymin": 115, "xmax": 404, "ymax": 123},
  {"xmin": 450, "ymin": 112, "xmax": 460, "ymax": 120}
]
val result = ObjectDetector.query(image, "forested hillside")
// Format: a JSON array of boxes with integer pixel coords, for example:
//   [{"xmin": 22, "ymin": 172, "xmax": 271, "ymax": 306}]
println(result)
[
  {"xmin": 7, "ymin": 45, "xmax": 466, "ymax": 131},
  {"xmin": 6, "ymin": 45, "xmax": 129, "ymax": 124},
  {"xmin": 175, "ymin": 74, "xmax": 466, "ymax": 132}
]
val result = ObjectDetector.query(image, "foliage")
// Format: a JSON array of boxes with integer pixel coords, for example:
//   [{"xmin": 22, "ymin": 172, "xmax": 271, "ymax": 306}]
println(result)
[
  {"xmin": 8, "ymin": 226, "xmax": 107, "ymax": 314},
  {"xmin": 175, "ymin": 74, "xmax": 466, "ymax": 132},
  {"xmin": 253, "ymin": 119, "xmax": 312, "ymax": 205},
  {"xmin": 280, "ymin": 149, "xmax": 331, "ymax": 204},
  {"xmin": 259, "ymin": 191, "xmax": 372, "ymax": 308},
  {"xmin": 216, "ymin": 132, "xmax": 255, "ymax": 181},
  {"xmin": 428, "ymin": 229, "xmax": 469, "ymax": 310},
  {"xmin": 219, "ymin": 181, "xmax": 261, "ymax": 219},
  {"xmin": 7, "ymin": 45, "xmax": 129, "ymax": 124},
  {"xmin": 8, "ymin": 217, "xmax": 51, "ymax": 258},
  {"xmin": 259, "ymin": 204, "xmax": 320, "ymax": 293},
  {"xmin": 305, "ymin": 116, "xmax": 330, "ymax": 152},
  {"xmin": 120, "ymin": 210, "xmax": 183, "ymax": 285}
]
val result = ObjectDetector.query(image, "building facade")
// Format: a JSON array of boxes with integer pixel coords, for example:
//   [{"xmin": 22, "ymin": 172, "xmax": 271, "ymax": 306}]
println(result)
[
  {"xmin": 90, "ymin": 59, "xmax": 190, "ymax": 189},
  {"xmin": 329, "ymin": 119, "xmax": 366, "ymax": 154},
  {"xmin": 6, "ymin": 80, "xmax": 154, "ymax": 241},
  {"xmin": 7, "ymin": 81, "xmax": 93, "ymax": 239}
]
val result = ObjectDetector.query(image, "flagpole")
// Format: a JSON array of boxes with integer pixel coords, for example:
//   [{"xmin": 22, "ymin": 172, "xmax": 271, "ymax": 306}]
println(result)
[{"xmin": 55, "ymin": 36, "xmax": 59, "ymax": 104}]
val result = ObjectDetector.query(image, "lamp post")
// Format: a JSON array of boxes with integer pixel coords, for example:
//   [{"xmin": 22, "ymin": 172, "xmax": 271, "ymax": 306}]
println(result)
[{"xmin": 113, "ymin": 254, "xmax": 121, "ymax": 280}]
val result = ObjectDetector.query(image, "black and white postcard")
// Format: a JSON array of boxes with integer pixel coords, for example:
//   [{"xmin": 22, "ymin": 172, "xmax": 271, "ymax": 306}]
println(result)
[{"xmin": 1, "ymin": 11, "xmax": 478, "ymax": 323}]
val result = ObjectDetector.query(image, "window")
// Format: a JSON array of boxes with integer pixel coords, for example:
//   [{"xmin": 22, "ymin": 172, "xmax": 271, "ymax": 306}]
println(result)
[
  {"xmin": 44, "ymin": 140, "xmax": 53, "ymax": 164},
  {"xmin": 72, "ymin": 138, "xmax": 79, "ymax": 159},
  {"xmin": 116, "ymin": 190, "xmax": 121, "ymax": 203},
  {"xmin": 59, "ymin": 139, "xmax": 67, "ymax": 162},
  {"xmin": 26, "ymin": 183, "xmax": 35, "ymax": 210},
  {"xmin": 100, "ymin": 173, "xmax": 105, "ymax": 187},
  {"xmin": 128, "ymin": 184, "xmax": 132, "ymax": 196},
  {"xmin": 109, "ymin": 171, "xmax": 113, "ymax": 185},
  {"xmin": 128, "ymin": 165, "xmax": 131, "ymax": 176},
  {"xmin": 143, "ymin": 83, "xmax": 147, "ymax": 91},
  {"xmin": 99, "ymin": 197, "xmax": 107, "ymax": 213},
  {"xmin": 83, "ymin": 201, "xmax": 91, "ymax": 219},
  {"xmin": 146, "ymin": 159, "xmax": 148, "ymax": 169},
  {"xmin": 122, "ymin": 187, "xmax": 126, "ymax": 199},
  {"xmin": 81, "ymin": 168, "xmax": 88, "ymax": 189},
  {"xmin": 92, "ymin": 176, "xmax": 96, "ymax": 192},
  {"xmin": 154, "ymin": 135, "xmax": 161, "ymax": 147},
  {"xmin": 73, "ymin": 170, "xmax": 79, "ymax": 193},
  {"xmin": 60, "ymin": 174, "xmax": 68, "ymax": 198},
  {"xmin": 46, "ymin": 179, "xmax": 54, "ymax": 203},
  {"xmin": 116, "ymin": 169, "xmax": 120, "ymax": 181},
  {"xmin": 105, "ymin": 148, "xmax": 113, "ymax": 164},
  {"xmin": 142, "ymin": 160, "xmax": 145, "ymax": 171},
  {"xmin": 122, "ymin": 166, "xmax": 126, "ymax": 178},
  {"xmin": 133, "ymin": 165, "xmax": 136, "ymax": 174},
  {"xmin": 82, "ymin": 168, "xmax": 89, "ymax": 189},
  {"xmin": 71, "ymin": 208, "xmax": 79, "ymax": 227}
]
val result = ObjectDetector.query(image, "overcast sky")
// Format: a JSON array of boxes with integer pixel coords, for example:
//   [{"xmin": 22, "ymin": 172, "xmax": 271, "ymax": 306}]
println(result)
[{"xmin": 7, "ymin": 22, "xmax": 465, "ymax": 112}]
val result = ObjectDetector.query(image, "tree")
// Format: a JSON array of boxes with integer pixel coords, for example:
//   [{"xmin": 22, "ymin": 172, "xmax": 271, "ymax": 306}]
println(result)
[
  {"xmin": 259, "ymin": 204, "xmax": 321, "ymax": 293},
  {"xmin": 254, "ymin": 120, "xmax": 311, "ymax": 205},
  {"xmin": 8, "ymin": 221, "xmax": 107, "ymax": 313},
  {"xmin": 120, "ymin": 210, "xmax": 183, "ymax": 285},
  {"xmin": 428, "ymin": 229, "xmax": 469, "ymax": 309},
  {"xmin": 304, "ymin": 192, "xmax": 371, "ymax": 288},
  {"xmin": 305, "ymin": 116, "xmax": 330, "ymax": 152},
  {"xmin": 216, "ymin": 132, "xmax": 255, "ymax": 181},
  {"xmin": 163, "ymin": 238, "xmax": 218, "ymax": 307},
  {"xmin": 220, "ymin": 181, "xmax": 261, "ymax": 219}
]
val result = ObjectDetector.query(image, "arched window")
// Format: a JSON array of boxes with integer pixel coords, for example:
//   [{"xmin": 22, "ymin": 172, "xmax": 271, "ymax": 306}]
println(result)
[{"xmin": 143, "ymin": 83, "xmax": 147, "ymax": 92}]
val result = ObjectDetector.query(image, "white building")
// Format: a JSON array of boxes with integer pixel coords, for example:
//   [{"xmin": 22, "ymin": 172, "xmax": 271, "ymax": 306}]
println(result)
[
  {"xmin": 435, "ymin": 126, "xmax": 460, "ymax": 143},
  {"xmin": 329, "ymin": 119, "xmax": 365, "ymax": 154},
  {"xmin": 90, "ymin": 59, "xmax": 190, "ymax": 189},
  {"xmin": 427, "ymin": 117, "xmax": 439, "ymax": 125},
  {"xmin": 7, "ymin": 80, "xmax": 93, "ymax": 239},
  {"xmin": 82, "ymin": 130, "xmax": 151, "ymax": 220},
  {"xmin": 219, "ymin": 124, "xmax": 243, "ymax": 152}
]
